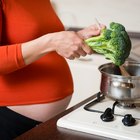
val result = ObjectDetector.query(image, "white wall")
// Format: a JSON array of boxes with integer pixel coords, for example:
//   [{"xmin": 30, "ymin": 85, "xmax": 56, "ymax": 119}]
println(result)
[{"xmin": 51, "ymin": 0, "xmax": 140, "ymax": 32}]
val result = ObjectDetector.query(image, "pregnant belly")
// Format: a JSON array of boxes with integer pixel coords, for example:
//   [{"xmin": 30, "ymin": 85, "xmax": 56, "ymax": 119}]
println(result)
[{"xmin": 7, "ymin": 95, "xmax": 72, "ymax": 122}]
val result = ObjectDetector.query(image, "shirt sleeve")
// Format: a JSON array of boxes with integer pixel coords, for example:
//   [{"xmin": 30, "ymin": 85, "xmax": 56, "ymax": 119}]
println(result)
[{"xmin": 0, "ymin": 5, "xmax": 25, "ymax": 75}]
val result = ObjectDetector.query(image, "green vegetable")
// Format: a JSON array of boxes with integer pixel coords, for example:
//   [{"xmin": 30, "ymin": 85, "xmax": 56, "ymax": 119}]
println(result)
[{"xmin": 85, "ymin": 22, "xmax": 132, "ymax": 66}]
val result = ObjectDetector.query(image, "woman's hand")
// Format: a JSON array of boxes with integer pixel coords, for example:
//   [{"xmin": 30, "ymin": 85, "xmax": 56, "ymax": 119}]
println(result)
[
  {"xmin": 47, "ymin": 31, "xmax": 92, "ymax": 60},
  {"xmin": 77, "ymin": 23, "xmax": 105, "ymax": 39}
]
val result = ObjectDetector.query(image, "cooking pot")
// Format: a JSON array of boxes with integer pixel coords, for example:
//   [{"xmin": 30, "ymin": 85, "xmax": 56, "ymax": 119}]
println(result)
[{"xmin": 98, "ymin": 61, "xmax": 140, "ymax": 101}]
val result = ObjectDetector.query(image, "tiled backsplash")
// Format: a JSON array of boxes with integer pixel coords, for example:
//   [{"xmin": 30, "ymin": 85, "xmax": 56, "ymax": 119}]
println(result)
[{"xmin": 51, "ymin": 0, "xmax": 140, "ymax": 33}]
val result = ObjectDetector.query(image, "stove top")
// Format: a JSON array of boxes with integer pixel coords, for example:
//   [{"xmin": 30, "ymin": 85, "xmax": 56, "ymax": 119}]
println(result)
[{"xmin": 57, "ymin": 92, "xmax": 140, "ymax": 140}]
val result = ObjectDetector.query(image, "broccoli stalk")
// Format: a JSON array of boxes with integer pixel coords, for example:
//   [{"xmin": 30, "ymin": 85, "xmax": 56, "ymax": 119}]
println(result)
[{"xmin": 85, "ymin": 22, "xmax": 132, "ymax": 66}]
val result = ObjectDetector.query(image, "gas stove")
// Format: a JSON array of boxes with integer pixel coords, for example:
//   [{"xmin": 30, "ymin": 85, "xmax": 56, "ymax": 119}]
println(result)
[{"xmin": 57, "ymin": 92, "xmax": 140, "ymax": 140}]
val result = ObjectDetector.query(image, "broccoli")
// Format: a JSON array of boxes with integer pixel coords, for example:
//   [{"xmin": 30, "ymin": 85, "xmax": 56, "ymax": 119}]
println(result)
[{"xmin": 85, "ymin": 22, "xmax": 132, "ymax": 66}]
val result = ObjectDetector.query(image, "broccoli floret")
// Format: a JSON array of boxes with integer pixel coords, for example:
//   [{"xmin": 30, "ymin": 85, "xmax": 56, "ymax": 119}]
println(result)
[
  {"xmin": 85, "ymin": 22, "xmax": 132, "ymax": 66},
  {"xmin": 110, "ymin": 22, "xmax": 125, "ymax": 31}
]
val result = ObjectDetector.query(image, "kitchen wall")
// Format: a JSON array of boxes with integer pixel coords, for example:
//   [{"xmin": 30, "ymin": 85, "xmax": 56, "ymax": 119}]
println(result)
[{"xmin": 51, "ymin": 0, "xmax": 140, "ymax": 32}]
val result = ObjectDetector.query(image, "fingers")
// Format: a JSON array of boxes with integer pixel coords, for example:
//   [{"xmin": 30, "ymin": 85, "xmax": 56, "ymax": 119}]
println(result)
[
  {"xmin": 72, "ymin": 34, "xmax": 94, "ymax": 59},
  {"xmin": 66, "ymin": 43, "xmax": 94, "ymax": 60},
  {"xmin": 76, "ymin": 32, "xmax": 94, "ymax": 55},
  {"xmin": 54, "ymin": 30, "xmax": 95, "ymax": 60},
  {"xmin": 78, "ymin": 47, "xmax": 87, "ymax": 56},
  {"xmin": 81, "ymin": 43, "xmax": 94, "ymax": 55},
  {"xmin": 77, "ymin": 23, "xmax": 106, "ymax": 39},
  {"xmin": 67, "ymin": 46, "xmax": 87, "ymax": 60}
]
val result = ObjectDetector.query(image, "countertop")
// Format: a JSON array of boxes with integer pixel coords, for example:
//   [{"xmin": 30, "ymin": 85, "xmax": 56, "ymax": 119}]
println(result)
[{"xmin": 15, "ymin": 94, "xmax": 113, "ymax": 140}]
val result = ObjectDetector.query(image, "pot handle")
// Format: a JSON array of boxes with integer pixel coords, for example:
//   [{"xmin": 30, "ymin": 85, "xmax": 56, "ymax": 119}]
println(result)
[{"xmin": 111, "ymin": 81, "xmax": 135, "ymax": 89}]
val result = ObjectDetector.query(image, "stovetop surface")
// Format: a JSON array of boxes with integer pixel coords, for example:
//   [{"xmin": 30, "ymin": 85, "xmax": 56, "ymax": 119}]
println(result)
[
  {"xmin": 84, "ymin": 94, "xmax": 140, "ymax": 119},
  {"xmin": 57, "ymin": 93, "xmax": 140, "ymax": 140}
]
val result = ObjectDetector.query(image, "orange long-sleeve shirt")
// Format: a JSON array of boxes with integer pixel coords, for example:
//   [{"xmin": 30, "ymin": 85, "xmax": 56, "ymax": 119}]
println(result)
[{"xmin": 0, "ymin": 0, "xmax": 73, "ymax": 106}]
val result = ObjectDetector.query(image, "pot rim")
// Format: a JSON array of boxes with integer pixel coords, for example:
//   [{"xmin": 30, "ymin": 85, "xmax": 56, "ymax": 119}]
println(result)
[{"xmin": 98, "ymin": 61, "xmax": 140, "ymax": 80}]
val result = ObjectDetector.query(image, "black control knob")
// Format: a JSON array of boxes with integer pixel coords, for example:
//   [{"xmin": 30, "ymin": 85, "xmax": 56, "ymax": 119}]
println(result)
[
  {"xmin": 122, "ymin": 114, "xmax": 136, "ymax": 126},
  {"xmin": 100, "ymin": 108, "xmax": 114, "ymax": 122}
]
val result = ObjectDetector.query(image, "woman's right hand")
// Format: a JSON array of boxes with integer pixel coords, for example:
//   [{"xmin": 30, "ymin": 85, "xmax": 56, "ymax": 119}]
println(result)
[{"xmin": 47, "ymin": 31, "xmax": 93, "ymax": 60}]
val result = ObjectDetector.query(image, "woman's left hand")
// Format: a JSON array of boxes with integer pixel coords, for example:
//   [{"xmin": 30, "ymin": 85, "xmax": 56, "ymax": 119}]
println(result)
[{"xmin": 77, "ymin": 23, "xmax": 105, "ymax": 40}]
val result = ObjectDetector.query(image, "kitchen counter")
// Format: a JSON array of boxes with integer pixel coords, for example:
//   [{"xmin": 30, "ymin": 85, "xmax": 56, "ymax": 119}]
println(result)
[{"xmin": 15, "ymin": 94, "xmax": 113, "ymax": 140}]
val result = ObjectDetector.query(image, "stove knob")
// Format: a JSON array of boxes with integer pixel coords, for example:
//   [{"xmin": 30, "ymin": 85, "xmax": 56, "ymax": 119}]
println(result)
[
  {"xmin": 100, "ymin": 108, "xmax": 114, "ymax": 122},
  {"xmin": 122, "ymin": 114, "xmax": 136, "ymax": 126}
]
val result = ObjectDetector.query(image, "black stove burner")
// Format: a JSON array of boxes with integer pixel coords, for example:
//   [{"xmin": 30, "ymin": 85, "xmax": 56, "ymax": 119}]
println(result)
[
  {"xmin": 122, "ymin": 114, "xmax": 136, "ymax": 126},
  {"xmin": 100, "ymin": 108, "xmax": 114, "ymax": 122},
  {"xmin": 100, "ymin": 100, "xmax": 119, "ymax": 122}
]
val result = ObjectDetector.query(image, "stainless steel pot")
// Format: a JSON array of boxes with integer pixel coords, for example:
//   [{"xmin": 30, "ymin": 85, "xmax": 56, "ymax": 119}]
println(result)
[{"xmin": 98, "ymin": 61, "xmax": 140, "ymax": 101}]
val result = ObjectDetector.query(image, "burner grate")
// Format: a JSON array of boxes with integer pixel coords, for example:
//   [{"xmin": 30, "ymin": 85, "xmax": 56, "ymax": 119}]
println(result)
[{"xmin": 84, "ymin": 92, "xmax": 140, "ymax": 120}]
